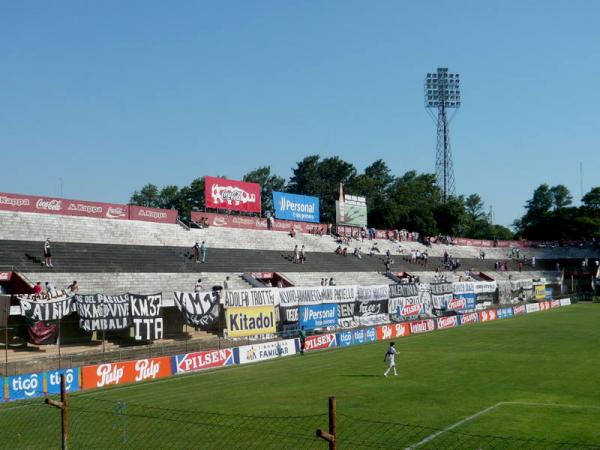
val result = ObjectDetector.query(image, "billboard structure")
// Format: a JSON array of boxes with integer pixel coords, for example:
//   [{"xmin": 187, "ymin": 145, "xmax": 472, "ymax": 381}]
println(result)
[
  {"xmin": 204, "ymin": 176, "xmax": 261, "ymax": 213},
  {"xmin": 336, "ymin": 195, "xmax": 367, "ymax": 227},
  {"xmin": 272, "ymin": 192, "xmax": 319, "ymax": 223}
]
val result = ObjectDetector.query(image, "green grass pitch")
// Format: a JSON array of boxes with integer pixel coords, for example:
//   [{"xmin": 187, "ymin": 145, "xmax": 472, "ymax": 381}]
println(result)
[{"xmin": 2, "ymin": 304, "xmax": 600, "ymax": 449}]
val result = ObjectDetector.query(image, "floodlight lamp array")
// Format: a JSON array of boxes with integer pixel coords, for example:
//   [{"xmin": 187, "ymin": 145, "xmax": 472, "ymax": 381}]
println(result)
[{"xmin": 425, "ymin": 68, "xmax": 461, "ymax": 108}]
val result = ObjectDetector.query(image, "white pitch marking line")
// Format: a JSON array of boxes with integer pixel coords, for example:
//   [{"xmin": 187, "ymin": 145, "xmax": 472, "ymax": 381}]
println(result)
[
  {"xmin": 407, "ymin": 402, "xmax": 504, "ymax": 449},
  {"xmin": 407, "ymin": 401, "xmax": 600, "ymax": 449}
]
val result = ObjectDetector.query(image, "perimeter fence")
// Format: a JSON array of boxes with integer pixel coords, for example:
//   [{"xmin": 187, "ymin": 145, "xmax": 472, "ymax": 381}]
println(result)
[{"xmin": 0, "ymin": 394, "xmax": 599, "ymax": 449}]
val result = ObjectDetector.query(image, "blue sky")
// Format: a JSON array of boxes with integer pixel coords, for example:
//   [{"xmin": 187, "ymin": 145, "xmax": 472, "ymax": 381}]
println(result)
[{"xmin": 1, "ymin": 0, "xmax": 598, "ymax": 226}]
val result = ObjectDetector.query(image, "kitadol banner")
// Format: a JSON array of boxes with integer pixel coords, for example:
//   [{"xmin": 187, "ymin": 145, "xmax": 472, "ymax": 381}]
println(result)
[
  {"xmin": 298, "ymin": 304, "xmax": 337, "ymax": 329},
  {"xmin": 273, "ymin": 192, "xmax": 320, "ymax": 223}
]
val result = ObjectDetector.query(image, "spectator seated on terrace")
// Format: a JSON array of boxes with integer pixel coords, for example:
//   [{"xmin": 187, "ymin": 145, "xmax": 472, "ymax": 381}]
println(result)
[
  {"xmin": 289, "ymin": 227, "xmax": 296, "ymax": 238},
  {"xmin": 353, "ymin": 247, "xmax": 362, "ymax": 259}
]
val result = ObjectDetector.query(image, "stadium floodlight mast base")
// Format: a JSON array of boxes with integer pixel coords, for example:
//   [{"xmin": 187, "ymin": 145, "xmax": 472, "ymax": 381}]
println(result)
[{"xmin": 425, "ymin": 68, "xmax": 461, "ymax": 202}]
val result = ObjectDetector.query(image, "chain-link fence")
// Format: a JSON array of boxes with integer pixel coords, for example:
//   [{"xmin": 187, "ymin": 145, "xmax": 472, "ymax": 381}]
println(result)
[{"xmin": 1, "ymin": 394, "xmax": 599, "ymax": 449}]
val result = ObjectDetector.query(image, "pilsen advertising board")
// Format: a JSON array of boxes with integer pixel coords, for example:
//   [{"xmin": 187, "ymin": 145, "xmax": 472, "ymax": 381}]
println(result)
[
  {"xmin": 204, "ymin": 176, "xmax": 261, "ymax": 213},
  {"xmin": 0, "ymin": 192, "xmax": 177, "ymax": 223},
  {"xmin": 191, "ymin": 211, "xmax": 327, "ymax": 234}
]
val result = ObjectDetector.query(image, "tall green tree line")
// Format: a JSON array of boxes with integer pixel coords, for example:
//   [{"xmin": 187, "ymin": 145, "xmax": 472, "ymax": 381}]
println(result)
[{"xmin": 129, "ymin": 155, "xmax": 516, "ymax": 239}]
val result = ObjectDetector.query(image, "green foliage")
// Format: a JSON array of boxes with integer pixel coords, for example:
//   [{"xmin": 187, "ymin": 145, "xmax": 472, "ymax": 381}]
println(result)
[
  {"xmin": 128, "ymin": 156, "xmax": 512, "ymax": 239},
  {"xmin": 515, "ymin": 184, "xmax": 600, "ymax": 239}
]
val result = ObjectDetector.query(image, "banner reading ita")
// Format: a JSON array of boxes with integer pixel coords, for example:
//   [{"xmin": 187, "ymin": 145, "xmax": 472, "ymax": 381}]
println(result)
[
  {"xmin": 205, "ymin": 176, "xmax": 261, "ymax": 213},
  {"xmin": 226, "ymin": 305, "xmax": 276, "ymax": 337}
]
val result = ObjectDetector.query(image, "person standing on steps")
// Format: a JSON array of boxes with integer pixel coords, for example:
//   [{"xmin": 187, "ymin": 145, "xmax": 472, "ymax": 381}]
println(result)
[
  {"xmin": 193, "ymin": 242, "xmax": 200, "ymax": 263},
  {"xmin": 384, "ymin": 342, "xmax": 398, "ymax": 377},
  {"xmin": 195, "ymin": 278, "xmax": 204, "ymax": 292},
  {"xmin": 43, "ymin": 238, "xmax": 53, "ymax": 267},
  {"xmin": 223, "ymin": 276, "xmax": 230, "ymax": 290},
  {"xmin": 200, "ymin": 241, "xmax": 207, "ymax": 263}
]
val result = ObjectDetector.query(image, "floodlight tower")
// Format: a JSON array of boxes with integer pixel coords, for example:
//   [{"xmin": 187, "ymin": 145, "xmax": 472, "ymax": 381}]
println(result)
[{"xmin": 425, "ymin": 68, "xmax": 461, "ymax": 201}]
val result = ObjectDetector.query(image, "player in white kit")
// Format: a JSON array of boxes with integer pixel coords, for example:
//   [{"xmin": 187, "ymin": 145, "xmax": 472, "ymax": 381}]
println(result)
[{"xmin": 383, "ymin": 342, "xmax": 397, "ymax": 377}]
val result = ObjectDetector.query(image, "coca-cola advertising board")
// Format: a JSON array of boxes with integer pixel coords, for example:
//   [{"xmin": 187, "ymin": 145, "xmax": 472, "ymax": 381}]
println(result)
[
  {"xmin": 0, "ymin": 192, "xmax": 129, "ymax": 220},
  {"xmin": 81, "ymin": 357, "xmax": 172, "ymax": 389},
  {"xmin": 129, "ymin": 205, "xmax": 178, "ymax": 224},
  {"xmin": 191, "ymin": 211, "xmax": 327, "ymax": 235},
  {"xmin": 376, "ymin": 323, "xmax": 411, "ymax": 340},
  {"xmin": 205, "ymin": 176, "xmax": 261, "ymax": 213}
]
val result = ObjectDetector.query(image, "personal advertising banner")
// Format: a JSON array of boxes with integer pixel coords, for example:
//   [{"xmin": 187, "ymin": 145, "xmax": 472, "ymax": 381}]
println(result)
[
  {"xmin": 171, "ymin": 349, "xmax": 235, "ymax": 374},
  {"xmin": 273, "ymin": 191, "xmax": 319, "ymax": 223},
  {"xmin": 7, "ymin": 372, "xmax": 44, "ymax": 401},
  {"xmin": 459, "ymin": 312, "xmax": 480, "ymax": 325},
  {"xmin": 298, "ymin": 304, "xmax": 338, "ymax": 329},
  {"xmin": 205, "ymin": 176, "xmax": 261, "ymax": 213},
  {"xmin": 0, "ymin": 191, "xmax": 129, "ymax": 220},
  {"xmin": 436, "ymin": 315, "xmax": 459, "ymax": 330},
  {"xmin": 237, "ymin": 339, "xmax": 297, "ymax": 364},
  {"xmin": 497, "ymin": 307, "xmax": 514, "ymax": 319},
  {"xmin": 376, "ymin": 323, "xmax": 411, "ymax": 340},
  {"xmin": 305, "ymin": 333, "xmax": 337, "ymax": 351},
  {"xmin": 226, "ymin": 306, "xmax": 276, "ymax": 337},
  {"xmin": 82, "ymin": 357, "xmax": 172, "ymax": 389}
]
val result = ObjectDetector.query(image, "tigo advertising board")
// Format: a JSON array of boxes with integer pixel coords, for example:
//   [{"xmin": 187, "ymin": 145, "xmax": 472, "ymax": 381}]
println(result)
[
  {"xmin": 273, "ymin": 191, "xmax": 319, "ymax": 223},
  {"xmin": 7, "ymin": 373, "xmax": 44, "ymax": 401},
  {"xmin": 46, "ymin": 369, "xmax": 80, "ymax": 395}
]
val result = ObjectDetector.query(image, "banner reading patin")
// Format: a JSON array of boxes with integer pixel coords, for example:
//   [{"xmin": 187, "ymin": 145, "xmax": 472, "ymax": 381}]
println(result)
[
  {"xmin": 18, "ymin": 292, "xmax": 74, "ymax": 322},
  {"xmin": 81, "ymin": 357, "xmax": 172, "ymax": 389},
  {"xmin": 171, "ymin": 349, "xmax": 235, "ymax": 374},
  {"xmin": 237, "ymin": 339, "xmax": 297, "ymax": 364},
  {"xmin": 226, "ymin": 305, "xmax": 276, "ymax": 337}
]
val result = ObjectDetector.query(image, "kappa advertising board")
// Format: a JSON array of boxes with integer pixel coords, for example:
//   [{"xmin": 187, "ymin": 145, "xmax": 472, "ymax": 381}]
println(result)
[
  {"xmin": 171, "ymin": 349, "xmax": 235, "ymax": 374},
  {"xmin": 376, "ymin": 323, "xmax": 411, "ymax": 340},
  {"xmin": 226, "ymin": 305, "xmax": 276, "ymax": 337},
  {"xmin": 129, "ymin": 205, "xmax": 178, "ymax": 224},
  {"xmin": 273, "ymin": 192, "xmax": 320, "ymax": 223},
  {"xmin": 237, "ymin": 339, "xmax": 297, "ymax": 364},
  {"xmin": 298, "ymin": 304, "xmax": 338, "ymax": 329},
  {"xmin": 0, "ymin": 191, "xmax": 129, "ymax": 220},
  {"xmin": 81, "ymin": 357, "xmax": 172, "ymax": 389},
  {"xmin": 204, "ymin": 176, "xmax": 261, "ymax": 213},
  {"xmin": 305, "ymin": 333, "xmax": 337, "ymax": 351}
]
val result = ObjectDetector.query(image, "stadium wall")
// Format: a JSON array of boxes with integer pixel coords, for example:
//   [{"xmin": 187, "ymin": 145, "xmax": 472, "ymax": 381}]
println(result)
[{"xmin": 0, "ymin": 299, "xmax": 570, "ymax": 402}]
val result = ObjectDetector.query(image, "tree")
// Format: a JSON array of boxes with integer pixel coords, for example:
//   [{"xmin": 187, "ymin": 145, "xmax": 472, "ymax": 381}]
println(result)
[
  {"xmin": 582, "ymin": 187, "xmax": 600, "ymax": 211},
  {"xmin": 243, "ymin": 166, "xmax": 286, "ymax": 214},
  {"xmin": 550, "ymin": 184, "xmax": 573, "ymax": 210},
  {"xmin": 158, "ymin": 185, "xmax": 180, "ymax": 210},
  {"xmin": 464, "ymin": 194, "xmax": 486, "ymax": 222},
  {"xmin": 433, "ymin": 196, "xmax": 466, "ymax": 236},
  {"xmin": 130, "ymin": 184, "xmax": 160, "ymax": 207}
]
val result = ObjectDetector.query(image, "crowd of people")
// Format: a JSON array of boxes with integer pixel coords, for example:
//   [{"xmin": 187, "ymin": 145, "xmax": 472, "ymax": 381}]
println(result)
[{"xmin": 32, "ymin": 280, "xmax": 79, "ymax": 296}]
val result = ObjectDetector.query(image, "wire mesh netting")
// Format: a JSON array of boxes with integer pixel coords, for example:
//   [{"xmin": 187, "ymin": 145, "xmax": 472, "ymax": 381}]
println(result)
[{"xmin": 0, "ymin": 395, "xmax": 599, "ymax": 449}]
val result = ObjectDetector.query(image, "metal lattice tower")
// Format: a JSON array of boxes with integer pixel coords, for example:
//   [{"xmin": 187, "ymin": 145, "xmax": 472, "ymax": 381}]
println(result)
[{"xmin": 425, "ymin": 68, "xmax": 461, "ymax": 201}]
